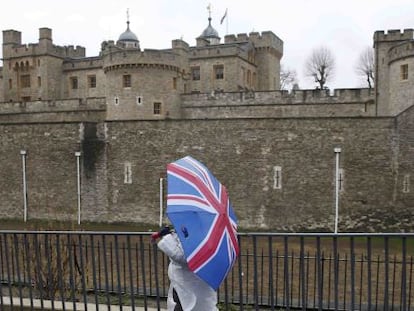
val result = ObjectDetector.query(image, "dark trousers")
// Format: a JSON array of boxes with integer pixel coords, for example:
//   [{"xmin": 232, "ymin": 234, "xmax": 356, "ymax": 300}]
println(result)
[{"xmin": 173, "ymin": 288, "xmax": 183, "ymax": 311}]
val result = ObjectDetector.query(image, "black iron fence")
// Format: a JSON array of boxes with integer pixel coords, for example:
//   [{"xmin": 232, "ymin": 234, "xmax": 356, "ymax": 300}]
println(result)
[{"xmin": 0, "ymin": 231, "xmax": 413, "ymax": 310}]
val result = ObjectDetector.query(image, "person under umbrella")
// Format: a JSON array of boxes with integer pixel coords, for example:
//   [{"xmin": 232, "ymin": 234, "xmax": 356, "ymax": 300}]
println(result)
[{"xmin": 152, "ymin": 226, "xmax": 218, "ymax": 311}]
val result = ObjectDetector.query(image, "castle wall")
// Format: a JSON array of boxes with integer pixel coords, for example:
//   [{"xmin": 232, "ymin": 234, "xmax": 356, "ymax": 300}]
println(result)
[
  {"xmin": 181, "ymin": 89, "xmax": 375, "ymax": 118},
  {"xmin": 0, "ymin": 114, "xmax": 412, "ymax": 231}
]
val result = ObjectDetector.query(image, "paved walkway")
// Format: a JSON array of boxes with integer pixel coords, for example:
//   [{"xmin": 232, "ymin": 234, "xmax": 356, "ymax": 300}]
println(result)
[{"xmin": 2, "ymin": 296, "xmax": 167, "ymax": 310}]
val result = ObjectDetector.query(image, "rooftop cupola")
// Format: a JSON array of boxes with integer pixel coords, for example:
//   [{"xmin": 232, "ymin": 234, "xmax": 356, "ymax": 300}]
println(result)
[
  {"xmin": 117, "ymin": 9, "xmax": 140, "ymax": 49},
  {"xmin": 197, "ymin": 4, "xmax": 220, "ymax": 46}
]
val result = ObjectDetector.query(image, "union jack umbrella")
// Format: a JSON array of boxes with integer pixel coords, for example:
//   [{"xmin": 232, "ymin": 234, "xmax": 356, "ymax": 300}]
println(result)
[{"xmin": 166, "ymin": 155, "xmax": 239, "ymax": 290}]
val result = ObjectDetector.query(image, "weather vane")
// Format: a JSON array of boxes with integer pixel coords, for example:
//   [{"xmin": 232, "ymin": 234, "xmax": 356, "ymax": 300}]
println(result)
[{"xmin": 207, "ymin": 3, "xmax": 212, "ymax": 18}]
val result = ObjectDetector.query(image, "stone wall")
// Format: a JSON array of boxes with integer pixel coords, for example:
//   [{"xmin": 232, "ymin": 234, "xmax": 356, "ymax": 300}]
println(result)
[{"xmin": 1, "ymin": 111, "xmax": 412, "ymax": 232}]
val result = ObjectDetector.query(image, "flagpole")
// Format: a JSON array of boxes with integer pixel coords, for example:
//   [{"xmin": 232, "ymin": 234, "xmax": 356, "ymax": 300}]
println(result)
[
  {"xmin": 226, "ymin": 9, "xmax": 229, "ymax": 35},
  {"xmin": 159, "ymin": 177, "xmax": 163, "ymax": 227}
]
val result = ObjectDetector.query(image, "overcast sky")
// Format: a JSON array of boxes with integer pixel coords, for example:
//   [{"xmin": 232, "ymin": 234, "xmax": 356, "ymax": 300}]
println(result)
[{"xmin": 1, "ymin": 0, "xmax": 413, "ymax": 89}]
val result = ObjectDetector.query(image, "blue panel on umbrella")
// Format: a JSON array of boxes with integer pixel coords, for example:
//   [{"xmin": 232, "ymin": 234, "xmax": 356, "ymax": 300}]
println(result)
[{"xmin": 166, "ymin": 156, "xmax": 239, "ymax": 290}]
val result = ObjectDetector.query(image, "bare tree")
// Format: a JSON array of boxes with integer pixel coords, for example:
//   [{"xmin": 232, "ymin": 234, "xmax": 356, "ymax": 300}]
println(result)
[
  {"xmin": 305, "ymin": 46, "xmax": 335, "ymax": 89},
  {"xmin": 280, "ymin": 65, "xmax": 298, "ymax": 90},
  {"xmin": 355, "ymin": 47, "xmax": 375, "ymax": 89}
]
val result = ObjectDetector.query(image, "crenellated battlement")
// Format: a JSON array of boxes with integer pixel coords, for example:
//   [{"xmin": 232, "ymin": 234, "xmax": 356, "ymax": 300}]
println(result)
[
  {"xmin": 224, "ymin": 31, "xmax": 283, "ymax": 52},
  {"xmin": 2, "ymin": 28, "xmax": 85, "ymax": 59},
  {"xmin": 102, "ymin": 47, "xmax": 182, "ymax": 72},
  {"xmin": 183, "ymin": 88, "xmax": 374, "ymax": 105},
  {"xmin": 374, "ymin": 28, "xmax": 414, "ymax": 43}
]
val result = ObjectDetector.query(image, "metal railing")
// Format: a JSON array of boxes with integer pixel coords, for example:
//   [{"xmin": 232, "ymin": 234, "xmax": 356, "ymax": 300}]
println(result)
[{"xmin": 0, "ymin": 231, "xmax": 413, "ymax": 310}]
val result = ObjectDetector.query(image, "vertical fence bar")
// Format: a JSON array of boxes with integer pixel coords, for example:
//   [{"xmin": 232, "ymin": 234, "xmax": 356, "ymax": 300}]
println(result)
[
  {"xmin": 44, "ymin": 234, "xmax": 55, "ymax": 311},
  {"xmin": 253, "ymin": 235, "xmax": 259, "ymax": 310},
  {"xmin": 139, "ymin": 235, "xmax": 148, "ymax": 309},
  {"xmin": 408, "ymin": 255, "xmax": 413, "ymax": 310},
  {"xmin": 102, "ymin": 235, "xmax": 111, "ymax": 308},
  {"xmin": 152, "ymin": 242, "xmax": 161, "ymax": 311},
  {"xmin": 3, "ymin": 234, "xmax": 14, "ymax": 310},
  {"xmin": 350, "ymin": 236, "xmax": 355, "ymax": 311},
  {"xmin": 333, "ymin": 236, "xmax": 338, "ymax": 311},
  {"xmin": 238, "ymin": 236, "xmax": 244, "ymax": 311},
  {"xmin": 316, "ymin": 236, "xmax": 322, "ymax": 311},
  {"xmin": 89, "ymin": 235, "xmax": 99, "ymax": 311},
  {"xmin": 23, "ymin": 234, "xmax": 35, "ymax": 310},
  {"xmin": 78, "ymin": 235, "xmax": 88, "ymax": 310},
  {"xmin": 12, "ymin": 233, "xmax": 23, "ymax": 310},
  {"xmin": 114, "ymin": 235, "xmax": 123, "ymax": 309},
  {"xmin": 384, "ymin": 236, "xmax": 389, "ymax": 311},
  {"xmin": 55, "ymin": 234, "xmax": 66, "ymax": 311},
  {"xmin": 284, "ymin": 236, "xmax": 290, "ymax": 310},
  {"xmin": 268, "ymin": 236, "xmax": 274, "ymax": 310},
  {"xmin": 401, "ymin": 236, "xmax": 407, "ymax": 311},
  {"xmin": 35, "ymin": 234, "xmax": 46, "ymax": 310},
  {"xmin": 367, "ymin": 236, "xmax": 372, "ymax": 311},
  {"xmin": 126, "ymin": 236, "xmax": 136, "ymax": 311},
  {"xmin": 300, "ymin": 236, "xmax": 306, "ymax": 310}
]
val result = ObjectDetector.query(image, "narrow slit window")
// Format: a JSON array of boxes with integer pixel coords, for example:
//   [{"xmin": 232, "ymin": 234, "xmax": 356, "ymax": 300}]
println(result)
[
  {"xmin": 124, "ymin": 162, "xmax": 132, "ymax": 184},
  {"xmin": 273, "ymin": 166, "xmax": 282, "ymax": 189},
  {"xmin": 338, "ymin": 168, "xmax": 344, "ymax": 192},
  {"xmin": 136, "ymin": 95, "xmax": 143, "ymax": 105},
  {"xmin": 403, "ymin": 174, "xmax": 410, "ymax": 193},
  {"xmin": 114, "ymin": 96, "xmax": 119, "ymax": 105}
]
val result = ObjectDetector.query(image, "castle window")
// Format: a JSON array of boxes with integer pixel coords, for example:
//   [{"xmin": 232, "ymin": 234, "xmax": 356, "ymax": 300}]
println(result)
[
  {"xmin": 22, "ymin": 96, "xmax": 31, "ymax": 102},
  {"xmin": 338, "ymin": 168, "xmax": 344, "ymax": 192},
  {"xmin": 114, "ymin": 96, "xmax": 119, "ymax": 105},
  {"xmin": 247, "ymin": 70, "xmax": 251, "ymax": 85},
  {"xmin": 153, "ymin": 102, "xmax": 162, "ymax": 115},
  {"xmin": 214, "ymin": 65, "xmax": 224, "ymax": 80},
  {"xmin": 9, "ymin": 79, "xmax": 12, "ymax": 89},
  {"xmin": 124, "ymin": 162, "xmax": 132, "ymax": 184},
  {"xmin": 400, "ymin": 64, "xmax": 408, "ymax": 80},
  {"xmin": 173, "ymin": 77, "xmax": 177, "ymax": 90},
  {"xmin": 123, "ymin": 74, "xmax": 131, "ymax": 88},
  {"xmin": 136, "ymin": 96, "xmax": 143, "ymax": 105},
  {"xmin": 20, "ymin": 75, "xmax": 31, "ymax": 88},
  {"xmin": 37, "ymin": 76, "xmax": 41, "ymax": 87},
  {"xmin": 37, "ymin": 59, "xmax": 40, "ymax": 67},
  {"xmin": 70, "ymin": 77, "xmax": 78, "ymax": 89},
  {"xmin": 273, "ymin": 166, "xmax": 282, "ymax": 189},
  {"xmin": 191, "ymin": 67, "xmax": 200, "ymax": 81},
  {"xmin": 403, "ymin": 174, "xmax": 410, "ymax": 193},
  {"xmin": 88, "ymin": 75, "xmax": 96, "ymax": 88}
]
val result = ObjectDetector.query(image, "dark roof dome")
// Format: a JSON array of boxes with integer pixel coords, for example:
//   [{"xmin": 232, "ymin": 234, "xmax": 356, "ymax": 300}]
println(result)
[
  {"xmin": 200, "ymin": 17, "xmax": 219, "ymax": 39},
  {"xmin": 118, "ymin": 21, "xmax": 138, "ymax": 42}
]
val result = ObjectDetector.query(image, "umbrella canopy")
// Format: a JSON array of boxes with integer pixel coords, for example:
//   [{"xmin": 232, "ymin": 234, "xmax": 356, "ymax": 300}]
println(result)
[{"xmin": 166, "ymin": 155, "xmax": 239, "ymax": 290}]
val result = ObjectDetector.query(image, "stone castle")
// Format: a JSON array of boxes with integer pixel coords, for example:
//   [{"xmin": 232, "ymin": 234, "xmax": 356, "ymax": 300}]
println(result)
[{"xmin": 0, "ymin": 14, "xmax": 412, "ymax": 231}]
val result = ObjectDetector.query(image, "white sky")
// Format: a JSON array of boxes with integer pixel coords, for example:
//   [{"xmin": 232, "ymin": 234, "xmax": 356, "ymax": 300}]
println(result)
[{"xmin": 1, "ymin": 0, "xmax": 413, "ymax": 89}]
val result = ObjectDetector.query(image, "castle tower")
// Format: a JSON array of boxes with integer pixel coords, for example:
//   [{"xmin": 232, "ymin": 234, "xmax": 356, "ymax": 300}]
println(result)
[{"xmin": 374, "ymin": 29, "xmax": 414, "ymax": 116}]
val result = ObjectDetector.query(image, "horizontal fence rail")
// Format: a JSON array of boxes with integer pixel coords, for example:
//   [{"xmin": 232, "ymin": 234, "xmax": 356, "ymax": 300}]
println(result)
[{"xmin": 0, "ymin": 231, "xmax": 413, "ymax": 310}]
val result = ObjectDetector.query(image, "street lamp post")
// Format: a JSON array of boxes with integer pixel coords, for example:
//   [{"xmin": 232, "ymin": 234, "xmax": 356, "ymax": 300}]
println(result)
[
  {"xmin": 20, "ymin": 150, "xmax": 28, "ymax": 222},
  {"xmin": 334, "ymin": 147, "xmax": 341, "ymax": 234},
  {"xmin": 75, "ymin": 151, "xmax": 81, "ymax": 225}
]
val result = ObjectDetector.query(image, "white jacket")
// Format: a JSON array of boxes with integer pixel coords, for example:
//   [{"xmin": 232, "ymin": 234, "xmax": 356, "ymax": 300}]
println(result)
[{"xmin": 157, "ymin": 232, "xmax": 218, "ymax": 311}]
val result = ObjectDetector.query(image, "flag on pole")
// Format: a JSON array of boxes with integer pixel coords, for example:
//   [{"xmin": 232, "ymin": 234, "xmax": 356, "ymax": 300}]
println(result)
[{"xmin": 220, "ymin": 8, "xmax": 228, "ymax": 24}]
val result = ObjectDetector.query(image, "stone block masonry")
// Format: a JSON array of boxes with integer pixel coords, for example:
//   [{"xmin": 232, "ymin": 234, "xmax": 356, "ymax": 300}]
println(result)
[{"xmin": 1, "ymin": 111, "xmax": 412, "ymax": 232}]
